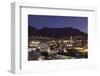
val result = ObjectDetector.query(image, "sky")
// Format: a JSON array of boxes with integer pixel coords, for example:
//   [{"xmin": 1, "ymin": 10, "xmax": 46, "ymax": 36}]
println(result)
[{"xmin": 28, "ymin": 15, "xmax": 88, "ymax": 33}]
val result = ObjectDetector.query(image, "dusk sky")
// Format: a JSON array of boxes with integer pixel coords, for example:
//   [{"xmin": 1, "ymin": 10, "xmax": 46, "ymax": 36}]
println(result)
[{"xmin": 28, "ymin": 15, "xmax": 88, "ymax": 33}]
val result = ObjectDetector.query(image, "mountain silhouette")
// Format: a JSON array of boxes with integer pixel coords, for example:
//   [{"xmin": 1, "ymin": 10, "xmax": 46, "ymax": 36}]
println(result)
[{"xmin": 28, "ymin": 26, "xmax": 87, "ymax": 37}]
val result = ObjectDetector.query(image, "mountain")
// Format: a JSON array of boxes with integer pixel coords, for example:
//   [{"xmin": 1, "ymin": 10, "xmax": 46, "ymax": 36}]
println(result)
[
  {"xmin": 28, "ymin": 26, "xmax": 87, "ymax": 37},
  {"xmin": 28, "ymin": 26, "xmax": 37, "ymax": 36}
]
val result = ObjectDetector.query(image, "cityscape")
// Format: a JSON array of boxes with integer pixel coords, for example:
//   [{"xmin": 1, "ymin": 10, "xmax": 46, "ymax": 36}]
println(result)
[{"xmin": 28, "ymin": 15, "xmax": 88, "ymax": 61}]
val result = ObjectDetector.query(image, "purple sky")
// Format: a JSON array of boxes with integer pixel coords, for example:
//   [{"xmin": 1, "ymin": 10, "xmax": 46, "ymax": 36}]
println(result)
[{"xmin": 28, "ymin": 15, "xmax": 88, "ymax": 33}]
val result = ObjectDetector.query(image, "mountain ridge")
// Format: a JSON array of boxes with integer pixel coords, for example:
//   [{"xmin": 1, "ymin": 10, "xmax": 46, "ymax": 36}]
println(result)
[{"xmin": 28, "ymin": 26, "xmax": 87, "ymax": 37}]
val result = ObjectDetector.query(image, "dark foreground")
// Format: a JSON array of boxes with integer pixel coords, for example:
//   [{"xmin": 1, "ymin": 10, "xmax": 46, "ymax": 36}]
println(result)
[{"xmin": 28, "ymin": 48, "xmax": 88, "ymax": 61}]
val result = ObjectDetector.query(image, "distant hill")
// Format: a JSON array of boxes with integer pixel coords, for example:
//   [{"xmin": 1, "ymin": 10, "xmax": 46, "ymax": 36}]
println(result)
[
  {"xmin": 28, "ymin": 26, "xmax": 87, "ymax": 37},
  {"xmin": 28, "ymin": 26, "xmax": 37, "ymax": 36}
]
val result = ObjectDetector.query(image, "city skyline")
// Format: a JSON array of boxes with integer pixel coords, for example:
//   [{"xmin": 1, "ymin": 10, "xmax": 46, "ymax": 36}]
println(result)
[
  {"xmin": 28, "ymin": 15, "xmax": 88, "ymax": 60},
  {"xmin": 28, "ymin": 15, "xmax": 88, "ymax": 33}
]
